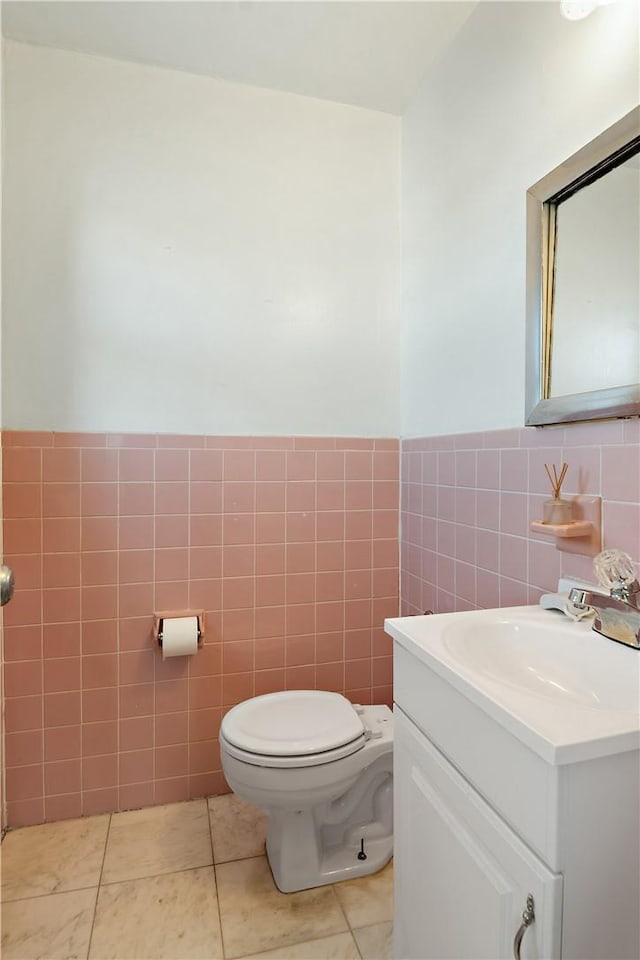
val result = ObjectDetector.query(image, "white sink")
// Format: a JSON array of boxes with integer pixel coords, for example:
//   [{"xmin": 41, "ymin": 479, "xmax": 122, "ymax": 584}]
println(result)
[
  {"xmin": 441, "ymin": 617, "xmax": 638, "ymax": 711},
  {"xmin": 386, "ymin": 605, "xmax": 640, "ymax": 763}
]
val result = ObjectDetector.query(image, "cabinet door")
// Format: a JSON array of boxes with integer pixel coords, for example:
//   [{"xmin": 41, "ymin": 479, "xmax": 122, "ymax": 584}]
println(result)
[{"xmin": 394, "ymin": 708, "xmax": 562, "ymax": 960}]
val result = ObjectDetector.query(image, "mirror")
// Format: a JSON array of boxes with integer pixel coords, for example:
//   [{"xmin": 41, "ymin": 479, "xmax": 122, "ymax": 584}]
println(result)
[{"xmin": 525, "ymin": 107, "xmax": 640, "ymax": 426}]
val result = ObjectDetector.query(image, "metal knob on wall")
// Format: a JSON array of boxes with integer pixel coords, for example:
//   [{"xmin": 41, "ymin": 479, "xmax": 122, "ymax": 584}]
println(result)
[{"xmin": 0, "ymin": 564, "xmax": 15, "ymax": 606}]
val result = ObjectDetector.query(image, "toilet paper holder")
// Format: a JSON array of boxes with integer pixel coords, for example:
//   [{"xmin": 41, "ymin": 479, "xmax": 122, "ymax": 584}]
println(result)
[{"xmin": 154, "ymin": 611, "xmax": 205, "ymax": 649}]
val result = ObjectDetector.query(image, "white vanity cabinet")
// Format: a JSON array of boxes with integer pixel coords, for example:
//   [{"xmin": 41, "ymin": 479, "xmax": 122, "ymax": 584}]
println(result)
[
  {"xmin": 395, "ymin": 708, "xmax": 562, "ymax": 960},
  {"xmin": 388, "ymin": 609, "xmax": 640, "ymax": 960}
]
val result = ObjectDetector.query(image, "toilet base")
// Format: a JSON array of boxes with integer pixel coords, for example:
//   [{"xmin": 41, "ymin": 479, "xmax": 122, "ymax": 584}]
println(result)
[
  {"xmin": 265, "ymin": 755, "xmax": 393, "ymax": 893},
  {"xmin": 268, "ymin": 823, "xmax": 393, "ymax": 893}
]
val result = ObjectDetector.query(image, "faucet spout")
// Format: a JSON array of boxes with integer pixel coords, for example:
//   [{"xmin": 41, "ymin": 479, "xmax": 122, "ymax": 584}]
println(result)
[{"xmin": 569, "ymin": 584, "xmax": 640, "ymax": 650}]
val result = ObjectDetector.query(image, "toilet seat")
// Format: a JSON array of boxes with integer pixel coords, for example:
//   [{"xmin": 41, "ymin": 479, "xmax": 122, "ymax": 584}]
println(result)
[
  {"xmin": 220, "ymin": 732, "xmax": 366, "ymax": 768},
  {"xmin": 221, "ymin": 690, "xmax": 367, "ymax": 768}
]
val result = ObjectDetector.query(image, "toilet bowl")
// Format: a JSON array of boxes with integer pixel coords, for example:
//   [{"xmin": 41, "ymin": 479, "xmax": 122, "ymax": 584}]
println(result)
[{"xmin": 220, "ymin": 689, "xmax": 393, "ymax": 893}]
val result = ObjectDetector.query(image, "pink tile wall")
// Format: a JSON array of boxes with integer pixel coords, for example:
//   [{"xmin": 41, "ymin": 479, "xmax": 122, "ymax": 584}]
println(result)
[
  {"xmin": 400, "ymin": 420, "xmax": 640, "ymax": 615},
  {"xmin": 2, "ymin": 432, "xmax": 398, "ymax": 827}
]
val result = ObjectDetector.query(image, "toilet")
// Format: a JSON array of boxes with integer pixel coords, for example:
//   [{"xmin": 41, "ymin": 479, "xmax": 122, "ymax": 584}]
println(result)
[{"xmin": 219, "ymin": 689, "xmax": 393, "ymax": 893}]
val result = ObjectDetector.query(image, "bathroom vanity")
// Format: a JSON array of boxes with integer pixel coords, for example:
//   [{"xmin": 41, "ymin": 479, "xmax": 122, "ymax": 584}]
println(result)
[{"xmin": 386, "ymin": 607, "xmax": 640, "ymax": 960}]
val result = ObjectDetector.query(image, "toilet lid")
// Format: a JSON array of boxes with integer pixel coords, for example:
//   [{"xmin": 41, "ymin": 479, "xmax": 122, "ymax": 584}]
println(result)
[{"xmin": 221, "ymin": 690, "xmax": 365, "ymax": 757}]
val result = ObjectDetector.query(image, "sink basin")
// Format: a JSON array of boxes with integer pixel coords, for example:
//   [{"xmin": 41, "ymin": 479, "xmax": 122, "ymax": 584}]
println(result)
[
  {"xmin": 441, "ymin": 617, "xmax": 639, "ymax": 712},
  {"xmin": 385, "ymin": 605, "xmax": 640, "ymax": 764}
]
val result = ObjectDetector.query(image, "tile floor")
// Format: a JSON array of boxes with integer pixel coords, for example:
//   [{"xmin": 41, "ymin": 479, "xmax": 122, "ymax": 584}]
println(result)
[{"xmin": 1, "ymin": 794, "xmax": 393, "ymax": 960}]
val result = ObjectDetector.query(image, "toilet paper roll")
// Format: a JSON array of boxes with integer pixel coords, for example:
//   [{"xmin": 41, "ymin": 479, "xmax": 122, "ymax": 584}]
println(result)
[{"xmin": 161, "ymin": 616, "xmax": 199, "ymax": 660}]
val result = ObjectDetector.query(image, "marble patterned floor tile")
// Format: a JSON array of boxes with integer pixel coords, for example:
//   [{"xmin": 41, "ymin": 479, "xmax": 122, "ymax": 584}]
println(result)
[
  {"xmin": 89, "ymin": 866, "xmax": 222, "ymax": 959},
  {"xmin": 101, "ymin": 799, "xmax": 212, "ymax": 884},
  {"xmin": 208, "ymin": 793, "xmax": 267, "ymax": 863},
  {"xmin": 216, "ymin": 856, "xmax": 348, "ymax": 959},
  {"xmin": 1, "ymin": 888, "xmax": 96, "ymax": 959},
  {"xmin": 333, "ymin": 861, "xmax": 393, "ymax": 929},
  {"xmin": 240, "ymin": 931, "xmax": 361, "ymax": 959},
  {"xmin": 1, "ymin": 814, "xmax": 110, "ymax": 901},
  {"xmin": 353, "ymin": 922, "xmax": 393, "ymax": 960}
]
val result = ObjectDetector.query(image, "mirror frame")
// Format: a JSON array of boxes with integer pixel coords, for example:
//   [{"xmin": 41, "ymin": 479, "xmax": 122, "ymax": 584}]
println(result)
[{"xmin": 525, "ymin": 106, "xmax": 640, "ymax": 426}]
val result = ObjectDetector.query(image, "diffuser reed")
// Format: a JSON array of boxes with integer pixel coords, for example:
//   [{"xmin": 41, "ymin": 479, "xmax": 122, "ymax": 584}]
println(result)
[{"xmin": 542, "ymin": 461, "xmax": 572, "ymax": 524}]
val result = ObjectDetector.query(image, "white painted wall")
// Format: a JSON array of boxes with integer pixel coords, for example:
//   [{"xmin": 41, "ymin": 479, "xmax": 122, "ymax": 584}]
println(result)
[
  {"xmin": 2, "ymin": 41, "xmax": 400, "ymax": 436},
  {"xmin": 401, "ymin": 0, "xmax": 640, "ymax": 437}
]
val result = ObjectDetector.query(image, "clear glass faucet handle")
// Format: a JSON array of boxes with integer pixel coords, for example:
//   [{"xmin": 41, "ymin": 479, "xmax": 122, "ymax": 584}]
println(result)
[{"xmin": 593, "ymin": 549, "xmax": 637, "ymax": 590}]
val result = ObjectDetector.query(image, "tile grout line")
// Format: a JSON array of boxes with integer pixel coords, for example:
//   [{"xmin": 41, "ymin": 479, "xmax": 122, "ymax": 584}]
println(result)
[
  {"xmin": 232, "ymin": 927, "xmax": 365, "ymax": 960},
  {"xmin": 0, "ymin": 867, "xmax": 222, "ymax": 906},
  {"xmin": 95, "ymin": 857, "xmax": 216, "ymax": 889},
  {"xmin": 2, "ymin": 879, "xmax": 105, "ymax": 906},
  {"xmin": 207, "ymin": 799, "xmax": 228, "ymax": 960},
  {"xmin": 212, "ymin": 864, "xmax": 228, "ymax": 960},
  {"xmin": 85, "ymin": 812, "xmax": 113, "ymax": 959},
  {"xmin": 330, "ymin": 880, "xmax": 363, "ymax": 957}
]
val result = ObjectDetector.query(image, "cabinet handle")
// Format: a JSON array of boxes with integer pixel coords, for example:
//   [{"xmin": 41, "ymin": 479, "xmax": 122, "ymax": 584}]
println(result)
[{"xmin": 513, "ymin": 894, "xmax": 535, "ymax": 960}]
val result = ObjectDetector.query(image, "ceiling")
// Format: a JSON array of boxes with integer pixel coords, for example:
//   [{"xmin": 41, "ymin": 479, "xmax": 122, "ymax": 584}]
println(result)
[{"xmin": 1, "ymin": 1, "xmax": 476, "ymax": 115}]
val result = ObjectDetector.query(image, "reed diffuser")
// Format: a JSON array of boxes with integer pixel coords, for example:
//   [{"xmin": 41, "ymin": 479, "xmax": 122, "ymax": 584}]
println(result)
[{"xmin": 543, "ymin": 462, "xmax": 572, "ymax": 524}]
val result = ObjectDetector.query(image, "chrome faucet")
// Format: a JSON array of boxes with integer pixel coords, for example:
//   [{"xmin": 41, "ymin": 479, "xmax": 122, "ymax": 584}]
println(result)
[{"xmin": 569, "ymin": 578, "xmax": 640, "ymax": 650}]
